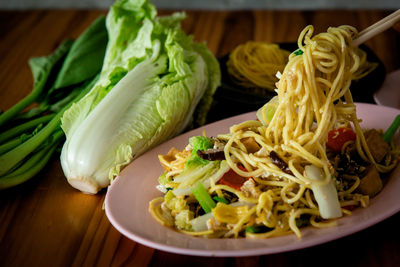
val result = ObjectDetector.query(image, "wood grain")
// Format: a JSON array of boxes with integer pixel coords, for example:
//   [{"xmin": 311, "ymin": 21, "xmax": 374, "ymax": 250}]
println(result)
[{"xmin": 0, "ymin": 9, "xmax": 399, "ymax": 267}]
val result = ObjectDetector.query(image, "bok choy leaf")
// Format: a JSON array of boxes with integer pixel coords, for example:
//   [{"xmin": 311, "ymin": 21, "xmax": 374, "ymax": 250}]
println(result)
[{"xmin": 0, "ymin": 16, "xmax": 107, "ymax": 189}]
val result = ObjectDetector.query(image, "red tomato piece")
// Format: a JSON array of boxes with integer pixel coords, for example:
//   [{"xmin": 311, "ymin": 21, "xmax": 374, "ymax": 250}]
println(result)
[
  {"xmin": 327, "ymin": 127, "xmax": 356, "ymax": 153},
  {"xmin": 218, "ymin": 166, "xmax": 249, "ymax": 191}
]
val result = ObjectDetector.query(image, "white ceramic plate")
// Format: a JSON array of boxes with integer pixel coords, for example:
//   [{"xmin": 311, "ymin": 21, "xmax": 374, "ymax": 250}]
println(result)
[
  {"xmin": 374, "ymin": 69, "xmax": 400, "ymax": 109},
  {"xmin": 105, "ymin": 103, "xmax": 400, "ymax": 257}
]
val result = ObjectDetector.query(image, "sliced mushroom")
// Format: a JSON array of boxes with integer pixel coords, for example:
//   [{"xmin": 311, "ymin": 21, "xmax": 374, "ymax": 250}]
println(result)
[
  {"xmin": 197, "ymin": 148, "xmax": 225, "ymax": 161},
  {"xmin": 269, "ymin": 150, "xmax": 292, "ymax": 175}
]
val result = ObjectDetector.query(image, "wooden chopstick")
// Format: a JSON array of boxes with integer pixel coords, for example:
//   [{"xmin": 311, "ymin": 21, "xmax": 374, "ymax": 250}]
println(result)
[{"xmin": 353, "ymin": 9, "xmax": 400, "ymax": 46}]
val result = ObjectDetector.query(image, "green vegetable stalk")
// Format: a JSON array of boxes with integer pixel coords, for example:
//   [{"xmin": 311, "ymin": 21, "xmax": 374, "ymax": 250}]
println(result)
[
  {"xmin": 0, "ymin": 16, "xmax": 108, "ymax": 189},
  {"xmin": 383, "ymin": 114, "xmax": 400, "ymax": 143},
  {"xmin": 191, "ymin": 181, "xmax": 216, "ymax": 213}
]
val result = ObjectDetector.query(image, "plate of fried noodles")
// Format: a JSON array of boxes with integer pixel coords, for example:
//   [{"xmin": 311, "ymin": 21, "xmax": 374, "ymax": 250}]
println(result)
[{"xmin": 105, "ymin": 25, "xmax": 400, "ymax": 256}]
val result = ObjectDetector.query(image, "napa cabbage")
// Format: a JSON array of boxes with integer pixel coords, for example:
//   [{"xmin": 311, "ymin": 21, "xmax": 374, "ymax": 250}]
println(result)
[{"xmin": 60, "ymin": 0, "xmax": 220, "ymax": 193}]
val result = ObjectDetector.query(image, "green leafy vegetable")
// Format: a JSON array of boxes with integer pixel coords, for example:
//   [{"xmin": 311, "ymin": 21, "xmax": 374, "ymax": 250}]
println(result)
[
  {"xmin": 0, "ymin": 16, "xmax": 108, "ymax": 189},
  {"xmin": 186, "ymin": 136, "xmax": 213, "ymax": 166},
  {"xmin": 60, "ymin": 0, "xmax": 220, "ymax": 194},
  {"xmin": 190, "ymin": 136, "xmax": 213, "ymax": 154},
  {"xmin": 54, "ymin": 16, "xmax": 107, "ymax": 89},
  {"xmin": 293, "ymin": 49, "xmax": 303, "ymax": 56},
  {"xmin": 0, "ymin": 77, "xmax": 97, "ymax": 180},
  {"xmin": 213, "ymin": 196, "xmax": 229, "ymax": 204}
]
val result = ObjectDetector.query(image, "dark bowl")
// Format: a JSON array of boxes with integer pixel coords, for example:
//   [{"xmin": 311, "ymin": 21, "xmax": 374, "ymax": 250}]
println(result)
[{"xmin": 206, "ymin": 43, "xmax": 386, "ymax": 123}]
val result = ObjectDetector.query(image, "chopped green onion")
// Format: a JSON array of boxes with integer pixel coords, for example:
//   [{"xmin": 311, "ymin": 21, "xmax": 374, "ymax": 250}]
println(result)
[
  {"xmin": 293, "ymin": 49, "xmax": 303, "ymax": 56},
  {"xmin": 245, "ymin": 225, "xmax": 271, "ymax": 233},
  {"xmin": 213, "ymin": 196, "xmax": 229, "ymax": 204},
  {"xmin": 191, "ymin": 181, "xmax": 216, "ymax": 213},
  {"xmin": 382, "ymin": 114, "xmax": 400, "ymax": 143}
]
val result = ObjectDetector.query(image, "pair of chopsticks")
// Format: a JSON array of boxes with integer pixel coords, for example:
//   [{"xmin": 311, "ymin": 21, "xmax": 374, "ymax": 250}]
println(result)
[{"xmin": 353, "ymin": 9, "xmax": 400, "ymax": 46}]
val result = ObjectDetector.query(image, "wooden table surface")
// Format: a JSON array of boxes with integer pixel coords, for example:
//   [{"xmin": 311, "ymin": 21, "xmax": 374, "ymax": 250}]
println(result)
[{"xmin": 1, "ymin": 9, "xmax": 400, "ymax": 267}]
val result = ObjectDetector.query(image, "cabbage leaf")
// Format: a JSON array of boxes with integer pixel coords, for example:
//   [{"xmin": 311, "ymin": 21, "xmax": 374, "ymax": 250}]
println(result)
[{"xmin": 60, "ymin": 0, "xmax": 220, "ymax": 193}]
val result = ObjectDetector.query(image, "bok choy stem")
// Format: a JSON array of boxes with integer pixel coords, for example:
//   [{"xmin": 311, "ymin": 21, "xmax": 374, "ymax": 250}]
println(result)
[
  {"xmin": 0, "ymin": 114, "xmax": 55, "ymax": 143},
  {"xmin": 0, "ymin": 75, "xmax": 98, "ymax": 181},
  {"xmin": 0, "ymin": 134, "xmax": 33, "ymax": 155},
  {"xmin": 0, "ymin": 130, "xmax": 64, "ymax": 189},
  {"xmin": 0, "ymin": 109, "xmax": 64, "ymax": 176}
]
